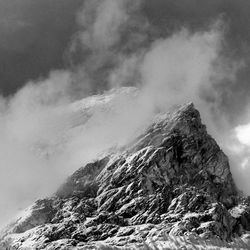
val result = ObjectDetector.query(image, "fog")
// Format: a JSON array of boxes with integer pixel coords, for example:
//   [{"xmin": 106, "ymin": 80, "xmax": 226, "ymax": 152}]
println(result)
[{"xmin": 0, "ymin": 0, "xmax": 250, "ymax": 227}]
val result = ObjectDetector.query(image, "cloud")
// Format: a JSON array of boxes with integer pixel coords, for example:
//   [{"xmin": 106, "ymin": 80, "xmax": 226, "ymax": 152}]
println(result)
[
  {"xmin": 75, "ymin": 0, "xmax": 146, "ymax": 51},
  {"xmin": 0, "ymin": 71, "xmax": 73, "ymax": 224},
  {"xmin": 226, "ymin": 118, "xmax": 250, "ymax": 193},
  {"xmin": 140, "ymin": 28, "xmax": 221, "ymax": 108},
  {"xmin": 235, "ymin": 124, "xmax": 250, "ymax": 147},
  {"xmin": 66, "ymin": 0, "xmax": 147, "ymax": 96},
  {"xmin": 77, "ymin": 0, "xmax": 128, "ymax": 50}
]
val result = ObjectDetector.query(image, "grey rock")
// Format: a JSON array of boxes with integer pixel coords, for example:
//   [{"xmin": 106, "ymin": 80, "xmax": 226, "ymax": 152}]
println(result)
[{"xmin": 1, "ymin": 103, "xmax": 247, "ymax": 250}]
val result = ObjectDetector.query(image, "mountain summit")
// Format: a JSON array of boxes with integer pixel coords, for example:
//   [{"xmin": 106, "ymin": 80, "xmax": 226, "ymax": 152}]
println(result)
[{"xmin": 1, "ymin": 103, "xmax": 250, "ymax": 249}]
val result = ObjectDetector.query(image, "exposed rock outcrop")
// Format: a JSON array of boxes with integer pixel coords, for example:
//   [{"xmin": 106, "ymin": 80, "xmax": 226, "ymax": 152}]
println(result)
[{"xmin": 1, "ymin": 103, "xmax": 249, "ymax": 250}]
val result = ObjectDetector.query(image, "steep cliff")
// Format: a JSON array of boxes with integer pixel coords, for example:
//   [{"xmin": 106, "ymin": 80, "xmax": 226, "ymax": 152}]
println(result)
[{"xmin": 1, "ymin": 103, "xmax": 250, "ymax": 250}]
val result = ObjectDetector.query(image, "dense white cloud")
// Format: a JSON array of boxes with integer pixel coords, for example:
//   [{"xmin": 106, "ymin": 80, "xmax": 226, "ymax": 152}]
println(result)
[{"xmin": 235, "ymin": 123, "xmax": 250, "ymax": 147}]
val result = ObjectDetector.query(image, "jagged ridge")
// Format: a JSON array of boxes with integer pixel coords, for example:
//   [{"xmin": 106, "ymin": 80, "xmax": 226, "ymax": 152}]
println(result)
[{"xmin": 1, "ymin": 103, "xmax": 250, "ymax": 250}]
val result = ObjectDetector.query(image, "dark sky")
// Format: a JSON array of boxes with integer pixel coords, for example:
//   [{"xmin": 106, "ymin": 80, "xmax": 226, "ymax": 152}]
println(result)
[
  {"xmin": 0, "ymin": 0, "xmax": 83, "ymax": 96},
  {"xmin": 1, "ymin": 0, "xmax": 250, "ymax": 122}
]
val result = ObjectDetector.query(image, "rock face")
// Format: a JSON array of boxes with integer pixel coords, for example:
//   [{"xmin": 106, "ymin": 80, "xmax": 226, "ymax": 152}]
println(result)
[{"xmin": 1, "ymin": 103, "xmax": 249, "ymax": 249}]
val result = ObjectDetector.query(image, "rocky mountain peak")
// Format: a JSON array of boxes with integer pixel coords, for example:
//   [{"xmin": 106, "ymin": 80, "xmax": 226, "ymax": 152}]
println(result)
[{"xmin": 1, "ymin": 103, "xmax": 249, "ymax": 250}]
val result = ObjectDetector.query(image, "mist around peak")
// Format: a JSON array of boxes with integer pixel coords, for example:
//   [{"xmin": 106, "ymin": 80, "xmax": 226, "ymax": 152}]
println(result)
[{"xmin": 0, "ymin": 0, "xmax": 250, "ymax": 228}]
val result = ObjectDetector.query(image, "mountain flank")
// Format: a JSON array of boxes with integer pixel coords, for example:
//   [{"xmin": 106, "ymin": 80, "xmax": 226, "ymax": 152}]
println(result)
[{"xmin": 1, "ymin": 103, "xmax": 250, "ymax": 249}]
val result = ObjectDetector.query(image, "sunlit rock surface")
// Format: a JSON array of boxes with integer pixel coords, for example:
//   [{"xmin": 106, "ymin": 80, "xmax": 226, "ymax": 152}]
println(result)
[{"xmin": 2, "ymin": 103, "xmax": 250, "ymax": 249}]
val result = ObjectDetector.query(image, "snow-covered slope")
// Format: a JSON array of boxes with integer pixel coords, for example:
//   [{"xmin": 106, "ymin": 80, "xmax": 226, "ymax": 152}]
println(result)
[{"xmin": 1, "ymin": 103, "xmax": 250, "ymax": 250}]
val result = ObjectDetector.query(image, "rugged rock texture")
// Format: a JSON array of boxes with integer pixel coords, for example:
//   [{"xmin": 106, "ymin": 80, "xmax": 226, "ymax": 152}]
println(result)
[{"xmin": 1, "ymin": 103, "xmax": 249, "ymax": 249}]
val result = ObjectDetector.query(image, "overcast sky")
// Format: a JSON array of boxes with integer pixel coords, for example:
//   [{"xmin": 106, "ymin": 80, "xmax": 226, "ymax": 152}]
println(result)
[{"xmin": 0, "ymin": 0, "xmax": 83, "ymax": 95}]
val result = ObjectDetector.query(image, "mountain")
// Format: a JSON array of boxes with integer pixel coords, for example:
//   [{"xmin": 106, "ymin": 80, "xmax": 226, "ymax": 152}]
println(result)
[{"xmin": 1, "ymin": 103, "xmax": 250, "ymax": 250}]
